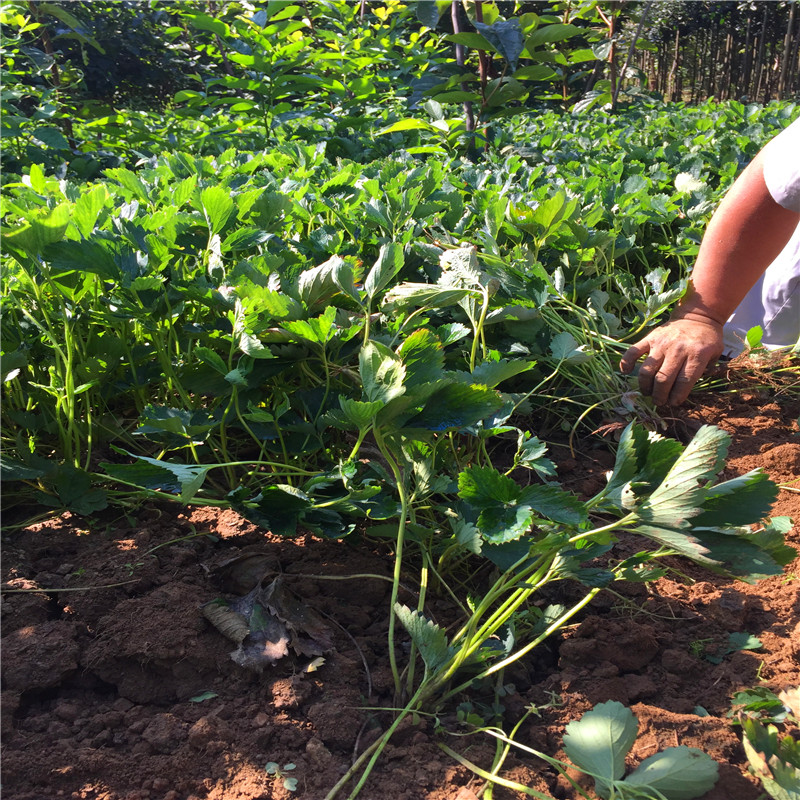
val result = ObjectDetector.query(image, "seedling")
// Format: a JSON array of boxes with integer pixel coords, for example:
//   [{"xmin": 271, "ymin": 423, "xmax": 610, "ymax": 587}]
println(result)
[
  {"xmin": 440, "ymin": 700, "xmax": 719, "ymax": 800},
  {"xmin": 704, "ymin": 631, "xmax": 762, "ymax": 665},
  {"xmin": 731, "ymin": 686, "xmax": 798, "ymax": 725},
  {"xmin": 265, "ymin": 762, "xmax": 298, "ymax": 792},
  {"xmin": 561, "ymin": 701, "xmax": 719, "ymax": 799},
  {"xmin": 736, "ymin": 688, "xmax": 800, "ymax": 800},
  {"xmin": 688, "ymin": 638, "xmax": 712, "ymax": 659}
]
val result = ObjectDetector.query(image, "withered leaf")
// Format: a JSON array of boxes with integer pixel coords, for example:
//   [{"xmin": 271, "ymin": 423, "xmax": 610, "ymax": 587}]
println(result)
[
  {"xmin": 202, "ymin": 576, "xmax": 332, "ymax": 672},
  {"xmin": 202, "ymin": 602, "xmax": 249, "ymax": 644}
]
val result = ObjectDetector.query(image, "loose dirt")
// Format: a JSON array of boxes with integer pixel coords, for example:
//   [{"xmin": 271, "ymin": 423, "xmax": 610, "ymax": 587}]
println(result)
[{"xmin": 3, "ymin": 389, "xmax": 799, "ymax": 800}]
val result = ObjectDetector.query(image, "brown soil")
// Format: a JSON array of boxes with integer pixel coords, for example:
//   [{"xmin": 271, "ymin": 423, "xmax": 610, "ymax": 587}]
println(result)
[{"xmin": 3, "ymin": 389, "xmax": 799, "ymax": 800}]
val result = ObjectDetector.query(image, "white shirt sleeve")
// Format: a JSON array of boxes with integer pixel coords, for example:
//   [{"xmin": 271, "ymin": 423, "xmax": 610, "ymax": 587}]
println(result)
[{"xmin": 762, "ymin": 116, "xmax": 800, "ymax": 213}]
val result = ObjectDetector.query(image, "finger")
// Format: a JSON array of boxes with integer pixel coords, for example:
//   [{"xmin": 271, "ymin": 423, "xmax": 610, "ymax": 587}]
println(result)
[
  {"xmin": 619, "ymin": 340, "xmax": 651, "ymax": 374},
  {"xmin": 650, "ymin": 364, "xmax": 677, "ymax": 406},
  {"xmin": 666, "ymin": 354, "xmax": 712, "ymax": 406},
  {"xmin": 636, "ymin": 352, "xmax": 665, "ymax": 397}
]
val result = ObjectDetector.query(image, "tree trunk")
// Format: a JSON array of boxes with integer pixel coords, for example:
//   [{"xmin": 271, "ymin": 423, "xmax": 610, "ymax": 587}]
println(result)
[
  {"xmin": 689, "ymin": 31, "xmax": 699, "ymax": 103},
  {"xmin": 208, "ymin": 0, "xmax": 233, "ymax": 75},
  {"xmin": 764, "ymin": 38, "xmax": 776, "ymax": 103},
  {"xmin": 667, "ymin": 23, "xmax": 680, "ymax": 101},
  {"xmin": 613, "ymin": 0, "xmax": 653, "ymax": 107},
  {"xmin": 791, "ymin": 21, "xmax": 800, "ymax": 97},
  {"xmin": 778, "ymin": 0, "xmax": 797, "ymax": 99},
  {"xmin": 741, "ymin": 11, "xmax": 753, "ymax": 100},
  {"xmin": 720, "ymin": 25, "xmax": 734, "ymax": 101},
  {"xmin": 707, "ymin": 24, "xmax": 719, "ymax": 98},
  {"xmin": 27, "ymin": 1, "xmax": 75, "ymax": 142},
  {"xmin": 754, "ymin": 4, "xmax": 768, "ymax": 103},
  {"xmin": 451, "ymin": 0, "xmax": 475, "ymax": 134},
  {"xmin": 607, "ymin": 3, "xmax": 618, "ymax": 112}
]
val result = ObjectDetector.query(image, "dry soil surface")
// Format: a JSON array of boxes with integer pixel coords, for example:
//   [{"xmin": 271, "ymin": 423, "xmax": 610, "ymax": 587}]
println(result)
[{"xmin": 3, "ymin": 388, "xmax": 799, "ymax": 800}]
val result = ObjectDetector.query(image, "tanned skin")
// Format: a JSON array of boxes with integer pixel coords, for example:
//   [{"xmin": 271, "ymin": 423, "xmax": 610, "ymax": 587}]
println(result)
[{"xmin": 620, "ymin": 152, "xmax": 800, "ymax": 406}]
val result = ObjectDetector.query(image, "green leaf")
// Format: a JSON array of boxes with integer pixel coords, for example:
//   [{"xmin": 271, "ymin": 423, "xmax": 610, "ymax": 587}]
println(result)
[
  {"xmin": 453, "ymin": 519, "xmax": 482, "ymax": 555},
  {"xmin": 517, "ymin": 435, "xmax": 556, "ymax": 477},
  {"xmin": 468, "ymin": 358, "xmax": 536, "ymax": 388},
  {"xmin": 741, "ymin": 717, "xmax": 800, "ymax": 800},
  {"xmin": 637, "ymin": 426, "xmax": 730, "ymax": 528},
  {"xmin": 39, "ymin": 2, "xmax": 106, "ymax": 52},
  {"xmin": 228, "ymin": 485, "xmax": 311, "ymax": 537},
  {"xmin": 36, "ymin": 464, "xmax": 107, "ymax": 516},
  {"xmin": 692, "ymin": 470, "xmax": 778, "ymax": 528},
  {"xmin": 633, "ymin": 524, "xmax": 786, "ymax": 582},
  {"xmin": 32, "ymin": 125, "xmax": 70, "ymax": 151},
  {"xmin": 397, "ymin": 329, "xmax": 444, "ymax": 388},
  {"xmin": 430, "ymin": 90, "xmax": 481, "ymax": 104},
  {"xmin": 459, "ymin": 465, "xmax": 520, "ymax": 508},
  {"xmin": 445, "ymin": 32, "xmax": 496, "ymax": 51},
  {"xmin": 550, "ymin": 332, "xmax": 589, "ymax": 362},
  {"xmin": 378, "ymin": 119, "xmax": 434, "ymax": 135},
  {"xmin": 189, "ymin": 691, "xmax": 219, "ymax": 703},
  {"xmin": 383, "ymin": 282, "xmax": 473, "ymax": 310},
  {"xmin": 746, "ymin": 325, "xmax": 764, "ymax": 349},
  {"xmin": 513, "ymin": 64, "xmax": 559, "ymax": 81},
  {"xmin": 364, "ymin": 243, "xmax": 404, "ymax": 301},
  {"xmin": 339, "ymin": 397, "xmax": 383, "ymax": 430},
  {"xmin": 518, "ymin": 484, "xmax": 586, "ymax": 526},
  {"xmin": 24, "ymin": 163, "xmax": 47, "ymax": 193},
  {"xmin": 477, "ymin": 504, "xmax": 536, "ymax": 544},
  {"xmin": 104, "ymin": 453, "xmax": 211, "ymax": 503},
  {"xmin": 394, "ymin": 604, "xmax": 454, "ymax": 675},
  {"xmin": 283, "ymin": 306, "xmax": 338, "ymax": 346},
  {"xmin": 200, "ymin": 185, "xmax": 234, "ymax": 235},
  {"xmin": 185, "ymin": 11, "xmax": 230, "ymax": 37},
  {"xmin": 525, "ymin": 23, "xmax": 582, "ymax": 50},
  {"xmin": 563, "ymin": 701, "xmax": 639, "ymax": 799},
  {"xmin": 415, "ymin": 0, "xmax": 450, "ymax": 28},
  {"xmin": 193, "ymin": 346, "xmax": 228, "ymax": 375},
  {"xmin": 238, "ymin": 332, "xmax": 275, "ymax": 359},
  {"xmin": 297, "ymin": 256, "xmax": 353, "ymax": 309},
  {"xmin": 359, "ymin": 340, "xmax": 406, "ymax": 405},
  {"xmin": 623, "ymin": 746, "xmax": 719, "ymax": 800},
  {"xmin": 73, "ymin": 185, "xmax": 108, "ymax": 238},
  {"xmin": 405, "ymin": 383, "xmax": 503, "ymax": 432},
  {"xmin": 222, "ymin": 227, "xmax": 271, "ymax": 252},
  {"xmin": 474, "ymin": 19, "xmax": 525, "ymax": 70},
  {"xmin": 728, "ymin": 632, "xmax": 762, "ymax": 652},
  {"xmin": 3, "ymin": 203, "xmax": 70, "ymax": 256}
]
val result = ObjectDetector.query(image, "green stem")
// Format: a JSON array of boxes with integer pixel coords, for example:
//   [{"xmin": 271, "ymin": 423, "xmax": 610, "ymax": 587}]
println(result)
[
  {"xmin": 438, "ymin": 742, "xmax": 555, "ymax": 799},
  {"xmin": 337, "ymin": 684, "xmax": 427, "ymax": 800},
  {"xmin": 373, "ymin": 427, "xmax": 409, "ymax": 699},
  {"xmin": 441, "ymin": 586, "xmax": 603, "ymax": 703},
  {"xmin": 482, "ymin": 707, "xmax": 537, "ymax": 800},
  {"xmin": 406, "ymin": 548, "xmax": 431, "ymax": 696},
  {"xmin": 469, "ymin": 285, "xmax": 490, "ymax": 372}
]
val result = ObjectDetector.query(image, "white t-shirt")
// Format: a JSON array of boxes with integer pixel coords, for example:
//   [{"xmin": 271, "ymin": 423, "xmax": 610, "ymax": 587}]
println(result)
[
  {"xmin": 722, "ymin": 116, "xmax": 800, "ymax": 356},
  {"xmin": 763, "ymin": 117, "xmax": 800, "ymax": 212}
]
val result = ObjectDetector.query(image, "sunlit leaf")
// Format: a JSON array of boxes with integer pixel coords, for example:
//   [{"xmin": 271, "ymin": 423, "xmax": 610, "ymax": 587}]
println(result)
[{"xmin": 563, "ymin": 701, "xmax": 639, "ymax": 799}]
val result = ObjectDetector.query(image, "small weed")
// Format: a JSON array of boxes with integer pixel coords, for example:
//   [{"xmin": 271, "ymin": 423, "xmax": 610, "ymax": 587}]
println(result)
[
  {"xmin": 705, "ymin": 632, "xmax": 762, "ymax": 665},
  {"xmin": 265, "ymin": 762, "xmax": 298, "ymax": 792},
  {"xmin": 689, "ymin": 638, "xmax": 713, "ymax": 658},
  {"xmin": 733, "ymin": 686, "xmax": 800, "ymax": 800}
]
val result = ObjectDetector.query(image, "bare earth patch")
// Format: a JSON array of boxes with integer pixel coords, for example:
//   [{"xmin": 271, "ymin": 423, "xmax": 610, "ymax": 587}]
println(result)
[{"xmin": 2, "ymin": 390, "xmax": 798, "ymax": 800}]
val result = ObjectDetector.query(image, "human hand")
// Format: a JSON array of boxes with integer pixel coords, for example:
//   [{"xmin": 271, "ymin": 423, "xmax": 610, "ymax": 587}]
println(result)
[{"xmin": 619, "ymin": 317, "xmax": 724, "ymax": 406}]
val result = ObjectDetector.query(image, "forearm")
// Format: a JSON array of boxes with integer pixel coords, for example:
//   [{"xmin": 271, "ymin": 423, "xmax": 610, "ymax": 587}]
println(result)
[{"xmin": 673, "ymin": 151, "xmax": 800, "ymax": 325}]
